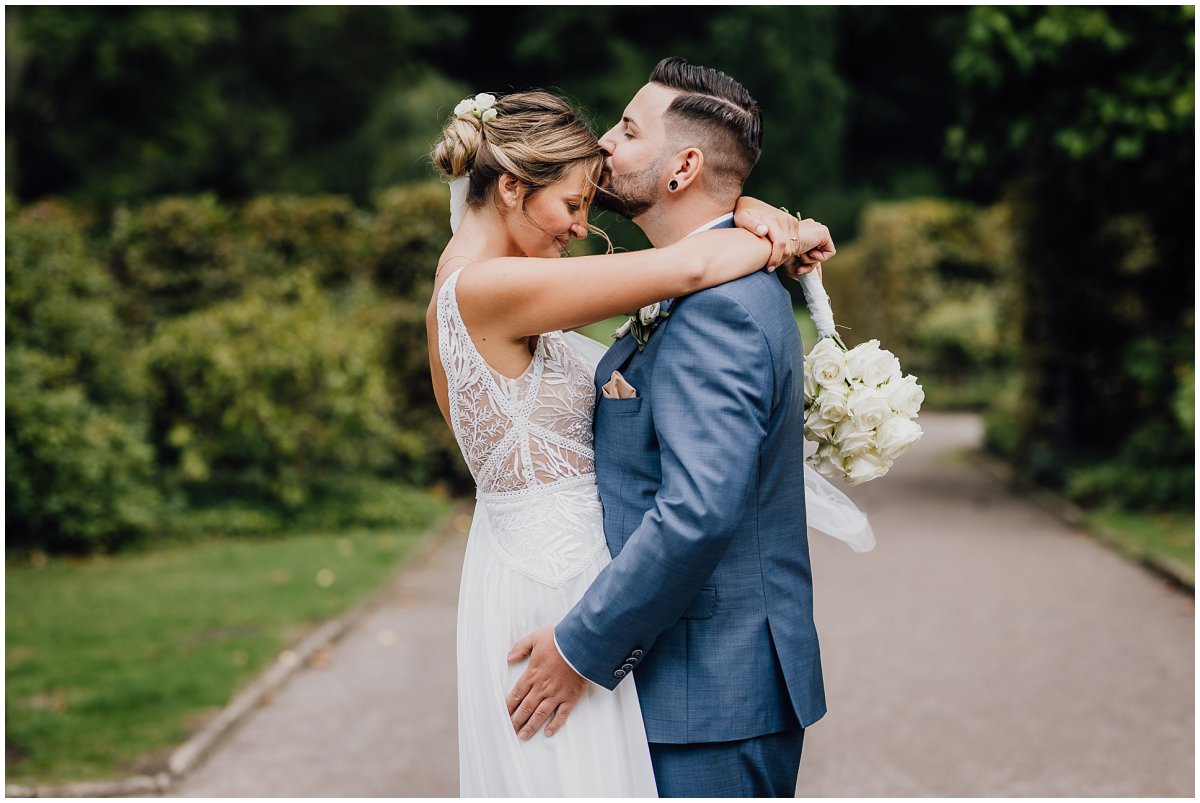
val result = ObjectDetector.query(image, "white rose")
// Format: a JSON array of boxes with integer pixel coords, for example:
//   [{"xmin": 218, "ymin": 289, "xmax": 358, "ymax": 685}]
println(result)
[
  {"xmin": 474, "ymin": 93, "xmax": 497, "ymax": 109},
  {"xmin": 638, "ymin": 302, "xmax": 661, "ymax": 326},
  {"xmin": 803, "ymin": 367, "xmax": 818, "ymax": 404},
  {"xmin": 875, "ymin": 415, "xmax": 923, "ymax": 462},
  {"xmin": 807, "ymin": 445, "xmax": 845, "ymax": 481},
  {"xmin": 885, "ymin": 374, "xmax": 925, "ymax": 418},
  {"xmin": 845, "ymin": 449, "xmax": 891, "ymax": 486},
  {"xmin": 843, "ymin": 339, "xmax": 880, "ymax": 382},
  {"xmin": 454, "ymin": 98, "xmax": 474, "ymax": 116},
  {"xmin": 817, "ymin": 382, "xmax": 850, "ymax": 423},
  {"xmin": 864, "ymin": 347, "xmax": 902, "ymax": 387},
  {"xmin": 847, "ymin": 386, "xmax": 893, "ymax": 430},
  {"xmin": 847, "ymin": 339, "xmax": 901, "ymax": 387},
  {"xmin": 807, "ymin": 337, "xmax": 847, "ymax": 388},
  {"xmin": 805, "ymin": 407, "xmax": 837, "ymax": 444},
  {"xmin": 480, "ymin": 108, "xmax": 498, "ymax": 123},
  {"xmin": 834, "ymin": 417, "xmax": 874, "ymax": 456}
]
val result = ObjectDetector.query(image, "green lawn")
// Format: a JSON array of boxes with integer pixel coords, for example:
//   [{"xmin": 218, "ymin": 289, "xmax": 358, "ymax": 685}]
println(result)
[
  {"xmin": 1082, "ymin": 508, "xmax": 1195, "ymax": 579},
  {"xmin": 578, "ymin": 308, "xmax": 819, "ymax": 348},
  {"xmin": 578, "ymin": 316, "xmax": 627, "ymax": 345},
  {"xmin": 5, "ymin": 490, "xmax": 452, "ymax": 785}
]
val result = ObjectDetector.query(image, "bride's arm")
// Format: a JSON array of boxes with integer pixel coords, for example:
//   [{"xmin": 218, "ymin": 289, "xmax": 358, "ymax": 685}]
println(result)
[{"xmin": 455, "ymin": 228, "xmax": 773, "ymax": 339}]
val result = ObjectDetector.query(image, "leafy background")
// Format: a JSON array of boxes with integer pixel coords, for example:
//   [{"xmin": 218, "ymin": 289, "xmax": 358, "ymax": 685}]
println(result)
[{"xmin": 6, "ymin": 5, "xmax": 1193, "ymax": 546}]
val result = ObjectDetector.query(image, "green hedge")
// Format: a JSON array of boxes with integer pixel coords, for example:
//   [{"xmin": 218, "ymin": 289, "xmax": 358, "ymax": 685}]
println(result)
[
  {"xmin": 821, "ymin": 198, "xmax": 1019, "ymax": 409},
  {"xmin": 823, "ymin": 196, "xmax": 1193, "ymax": 512},
  {"xmin": 6, "ymin": 184, "xmax": 469, "ymax": 553}
]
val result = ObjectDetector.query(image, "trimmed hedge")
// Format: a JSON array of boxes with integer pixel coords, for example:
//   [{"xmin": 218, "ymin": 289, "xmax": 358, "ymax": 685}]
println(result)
[
  {"xmin": 820, "ymin": 198, "xmax": 1019, "ymax": 409},
  {"xmin": 6, "ymin": 184, "xmax": 469, "ymax": 553},
  {"xmin": 824, "ymin": 196, "xmax": 1192, "ymax": 511}
]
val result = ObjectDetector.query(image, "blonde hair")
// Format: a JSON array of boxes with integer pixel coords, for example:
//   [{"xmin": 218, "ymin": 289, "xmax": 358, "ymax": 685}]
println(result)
[{"xmin": 432, "ymin": 91, "xmax": 607, "ymax": 215}]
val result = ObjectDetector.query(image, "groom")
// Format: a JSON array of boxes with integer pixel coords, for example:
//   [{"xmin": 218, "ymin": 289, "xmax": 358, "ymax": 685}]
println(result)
[{"xmin": 507, "ymin": 57, "xmax": 828, "ymax": 797}]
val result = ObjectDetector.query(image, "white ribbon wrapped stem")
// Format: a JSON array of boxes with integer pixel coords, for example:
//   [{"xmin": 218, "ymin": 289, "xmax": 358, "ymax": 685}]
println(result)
[{"xmin": 799, "ymin": 269, "xmax": 837, "ymax": 340}]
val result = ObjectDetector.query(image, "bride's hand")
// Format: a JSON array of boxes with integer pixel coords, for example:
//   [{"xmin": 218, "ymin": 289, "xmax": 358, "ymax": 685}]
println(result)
[
  {"xmin": 734, "ymin": 197, "xmax": 836, "ymax": 269},
  {"xmin": 779, "ymin": 218, "xmax": 836, "ymax": 280}
]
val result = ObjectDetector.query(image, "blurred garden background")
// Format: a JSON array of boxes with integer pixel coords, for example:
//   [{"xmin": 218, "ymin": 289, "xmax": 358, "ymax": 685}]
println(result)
[{"xmin": 5, "ymin": 6, "xmax": 1194, "ymax": 787}]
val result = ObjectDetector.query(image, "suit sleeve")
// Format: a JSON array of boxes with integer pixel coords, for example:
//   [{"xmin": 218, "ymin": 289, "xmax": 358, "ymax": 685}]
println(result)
[{"xmin": 555, "ymin": 288, "xmax": 772, "ymax": 689}]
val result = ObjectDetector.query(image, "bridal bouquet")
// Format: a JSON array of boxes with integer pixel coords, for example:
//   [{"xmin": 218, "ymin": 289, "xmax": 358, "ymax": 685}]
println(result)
[{"xmin": 799, "ymin": 270, "xmax": 924, "ymax": 485}]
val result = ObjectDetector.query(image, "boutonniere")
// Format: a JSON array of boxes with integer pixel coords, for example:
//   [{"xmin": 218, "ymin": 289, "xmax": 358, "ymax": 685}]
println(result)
[{"xmin": 613, "ymin": 302, "xmax": 669, "ymax": 351}]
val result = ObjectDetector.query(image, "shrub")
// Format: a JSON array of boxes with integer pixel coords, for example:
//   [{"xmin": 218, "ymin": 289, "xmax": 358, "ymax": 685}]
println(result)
[
  {"xmin": 1064, "ymin": 419, "xmax": 1195, "ymax": 511},
  {"xmin": 370, "ymin": 182, "xmax": 451, "ymax": 299},
  {"xmin": 6, "ymin": 349, "xmax": 161, "ymax": 552},
  {"xmin": 141, "ymin": 275, "xmax": 404, "ymax": 508},
  {"xmin": 6, "ymin": 202, "xmax": 161, "ymax": 551},
  {"xmin": 6, "ymin": 201, "xmax": 146, "ymax": 406},
  {"xmin": 821, "ymin": 198, "xmax": 1018, "ymax": 408},
  {"xmin": 8, "ymin": 185, "xmax": 475, "ymax": 552},
  {"xmin": 108, "ymin": 195, "xmax": 242, "ymax": 326},
  {"xmin": 240, "ymin": 194, "xmax": 373, "ymax": 288}
]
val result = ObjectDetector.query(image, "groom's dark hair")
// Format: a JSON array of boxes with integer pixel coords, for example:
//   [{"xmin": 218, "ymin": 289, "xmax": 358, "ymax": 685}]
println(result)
[{"xmin": 649, "ymin": 57, "xmax": 762, "ymax": 202}]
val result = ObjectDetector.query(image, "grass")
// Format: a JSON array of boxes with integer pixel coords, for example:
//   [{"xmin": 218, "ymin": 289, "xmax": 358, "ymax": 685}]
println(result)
[
  {"xmin": 5, "ymin": 489, "xmax": 452, "ymax": 785},
  {"xmin": 577, "ymin": 316, "xmax": 626, "ymax": 345},
  {"xmin": 1082, "ymin": 508, "xmax": 1195, "ymax": 576},
  {"xmin": 578, "ymin": 308, "xmax": 819, "ymax": 348}
]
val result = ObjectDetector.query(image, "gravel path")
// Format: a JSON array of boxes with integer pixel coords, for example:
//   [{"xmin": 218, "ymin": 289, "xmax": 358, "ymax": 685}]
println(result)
[{"xmin": 171, "ymin": 412, "xmax": 1194, "ymax": 797}]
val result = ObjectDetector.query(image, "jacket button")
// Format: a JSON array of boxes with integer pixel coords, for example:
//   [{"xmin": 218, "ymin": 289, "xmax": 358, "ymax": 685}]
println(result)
[
  {"xmin": 631, "ymin": 649, "xmax": 644, "ymax": 658},
  {"xmin": 625, "ymin": 656, "xmax": 637, "ymax": 664},
  {"xmin": 613, "ymin": 669, "xmax": 626, "ymax": 678},
  {"xmin": 622, "ymin": 663, "xmax": 634, "ymax": 671}
]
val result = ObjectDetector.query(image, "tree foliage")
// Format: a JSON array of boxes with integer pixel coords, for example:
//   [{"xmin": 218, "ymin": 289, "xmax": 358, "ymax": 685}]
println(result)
[
  {"xmin": 947, "ymin": 6, "xmax": 1193, "ymax": 506},
  {"xmin": 8, "ymin": 7, "xmax": 966, "ymax": 241}
]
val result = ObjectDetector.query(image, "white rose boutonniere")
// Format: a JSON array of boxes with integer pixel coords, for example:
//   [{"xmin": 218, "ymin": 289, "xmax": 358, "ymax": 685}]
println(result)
[{"xmin": 614, "ymin": 302, "xmax": 669, "ymax": 351}]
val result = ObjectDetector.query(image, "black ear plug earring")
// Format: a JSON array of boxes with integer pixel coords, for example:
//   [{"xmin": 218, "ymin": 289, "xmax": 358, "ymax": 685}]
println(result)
[{"xmin": 668, "ymin": 180, "xmax": 678, "ymax": 192}]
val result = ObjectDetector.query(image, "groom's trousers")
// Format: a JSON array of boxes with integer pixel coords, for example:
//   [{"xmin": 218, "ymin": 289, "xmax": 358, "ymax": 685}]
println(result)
[{"xmin": 648, "ymin": 726, "xmax": 805, "ymax": 798}]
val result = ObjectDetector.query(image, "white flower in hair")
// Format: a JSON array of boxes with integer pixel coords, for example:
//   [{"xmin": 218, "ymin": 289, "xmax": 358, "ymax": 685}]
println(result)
[{"xmin": 455, "ymin": 93, "xmax": 498, "ymax": 122}]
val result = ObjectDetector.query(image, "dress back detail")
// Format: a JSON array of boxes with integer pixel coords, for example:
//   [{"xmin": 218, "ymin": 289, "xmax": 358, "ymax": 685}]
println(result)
[{"xmin": 436, "ymin": 267, "xmax": 597, "ymax": 497}]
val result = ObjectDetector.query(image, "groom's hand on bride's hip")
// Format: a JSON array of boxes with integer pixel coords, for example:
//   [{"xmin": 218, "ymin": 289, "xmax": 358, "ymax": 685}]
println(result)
[{"xmin": 506, "ymin": 627, "xmax": 588, "ymax": 740}]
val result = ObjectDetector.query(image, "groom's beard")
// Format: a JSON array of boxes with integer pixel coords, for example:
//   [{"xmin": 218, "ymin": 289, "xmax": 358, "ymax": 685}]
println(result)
[{"xmin": 594, "ymin": 154, "xmax": 666, "ymax": 220}]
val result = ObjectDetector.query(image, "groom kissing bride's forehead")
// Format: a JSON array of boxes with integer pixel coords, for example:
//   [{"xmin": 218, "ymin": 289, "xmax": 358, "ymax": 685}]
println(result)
[
  {"xmin": 507, "ymin": 56, "xmax": 828, "ymax": 799},
  {"xmin": 595, "ymin": 56, "xmax": 762, "ymax": 243}
]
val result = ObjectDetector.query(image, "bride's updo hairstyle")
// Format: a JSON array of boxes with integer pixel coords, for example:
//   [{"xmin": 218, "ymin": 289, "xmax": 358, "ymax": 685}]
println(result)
[{"xmin": 432, "ymin": 91, "xmax": 606, "ymax": 212}]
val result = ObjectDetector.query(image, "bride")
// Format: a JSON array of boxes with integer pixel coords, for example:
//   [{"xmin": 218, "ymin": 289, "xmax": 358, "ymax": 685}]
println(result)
[{"xmin": 425, "ymin": 90, "xmax": 830, "ymax": 797}]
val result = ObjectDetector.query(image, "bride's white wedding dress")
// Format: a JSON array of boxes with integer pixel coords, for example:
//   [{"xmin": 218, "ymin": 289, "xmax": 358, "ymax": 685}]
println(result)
[{"xmin": 436, "ymin": 266, "xmax": 658, "ymax": 797}]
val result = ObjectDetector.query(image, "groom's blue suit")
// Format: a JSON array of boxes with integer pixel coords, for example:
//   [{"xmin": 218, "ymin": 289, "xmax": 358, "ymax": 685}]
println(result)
[{"xmin": 556, "ymin": 218, "xmax": 826, "ymax": 797}]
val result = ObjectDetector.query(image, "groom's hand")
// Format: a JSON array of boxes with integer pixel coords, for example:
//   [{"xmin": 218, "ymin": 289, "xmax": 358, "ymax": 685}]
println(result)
[{"xmin": 506, "ymin": 627, "xmax": 588, "ymax": 740}]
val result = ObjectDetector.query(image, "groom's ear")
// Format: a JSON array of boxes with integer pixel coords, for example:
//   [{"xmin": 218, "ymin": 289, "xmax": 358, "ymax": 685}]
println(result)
[{"xmin": 668, "ymin": 147, "xmax": 705, "ymax": 195}]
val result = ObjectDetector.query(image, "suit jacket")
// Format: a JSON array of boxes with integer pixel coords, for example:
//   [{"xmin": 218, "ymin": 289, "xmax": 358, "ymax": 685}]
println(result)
[{"xmin": 556, "ymin": 224, "xmax": 826, "ymax": 744}]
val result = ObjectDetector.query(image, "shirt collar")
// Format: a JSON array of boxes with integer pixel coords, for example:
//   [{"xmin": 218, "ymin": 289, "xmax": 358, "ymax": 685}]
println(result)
[{"xmin": 683, "ymin": 212, "xmax": 734, "ymax": 239}]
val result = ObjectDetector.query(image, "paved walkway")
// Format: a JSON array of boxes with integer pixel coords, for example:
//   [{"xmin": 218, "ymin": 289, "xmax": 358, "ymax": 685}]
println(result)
[{"xmin": 172, "ymin": 413, "xmax": 1194, "ymax": 797}]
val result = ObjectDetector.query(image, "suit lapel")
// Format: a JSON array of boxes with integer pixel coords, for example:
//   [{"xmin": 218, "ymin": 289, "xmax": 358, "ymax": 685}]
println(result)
[
  {"xmin": 595, "ymin": 329, "xmax": 639, "ymax": 401},
  {"xmin": 593, "ymin": 214, "xmax": 734, "ymax": 399}
]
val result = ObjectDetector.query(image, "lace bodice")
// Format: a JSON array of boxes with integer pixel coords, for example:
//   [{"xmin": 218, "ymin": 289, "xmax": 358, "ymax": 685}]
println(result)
[{"xmin": 436, "ymin": 268, "xmax": 597, "ymax": 495}]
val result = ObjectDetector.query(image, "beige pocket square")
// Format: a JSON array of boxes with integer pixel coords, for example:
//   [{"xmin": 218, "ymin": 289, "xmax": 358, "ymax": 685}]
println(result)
[{"xmin": 602, "ymin": 371, "xmax": 637, "ymax": 399}]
